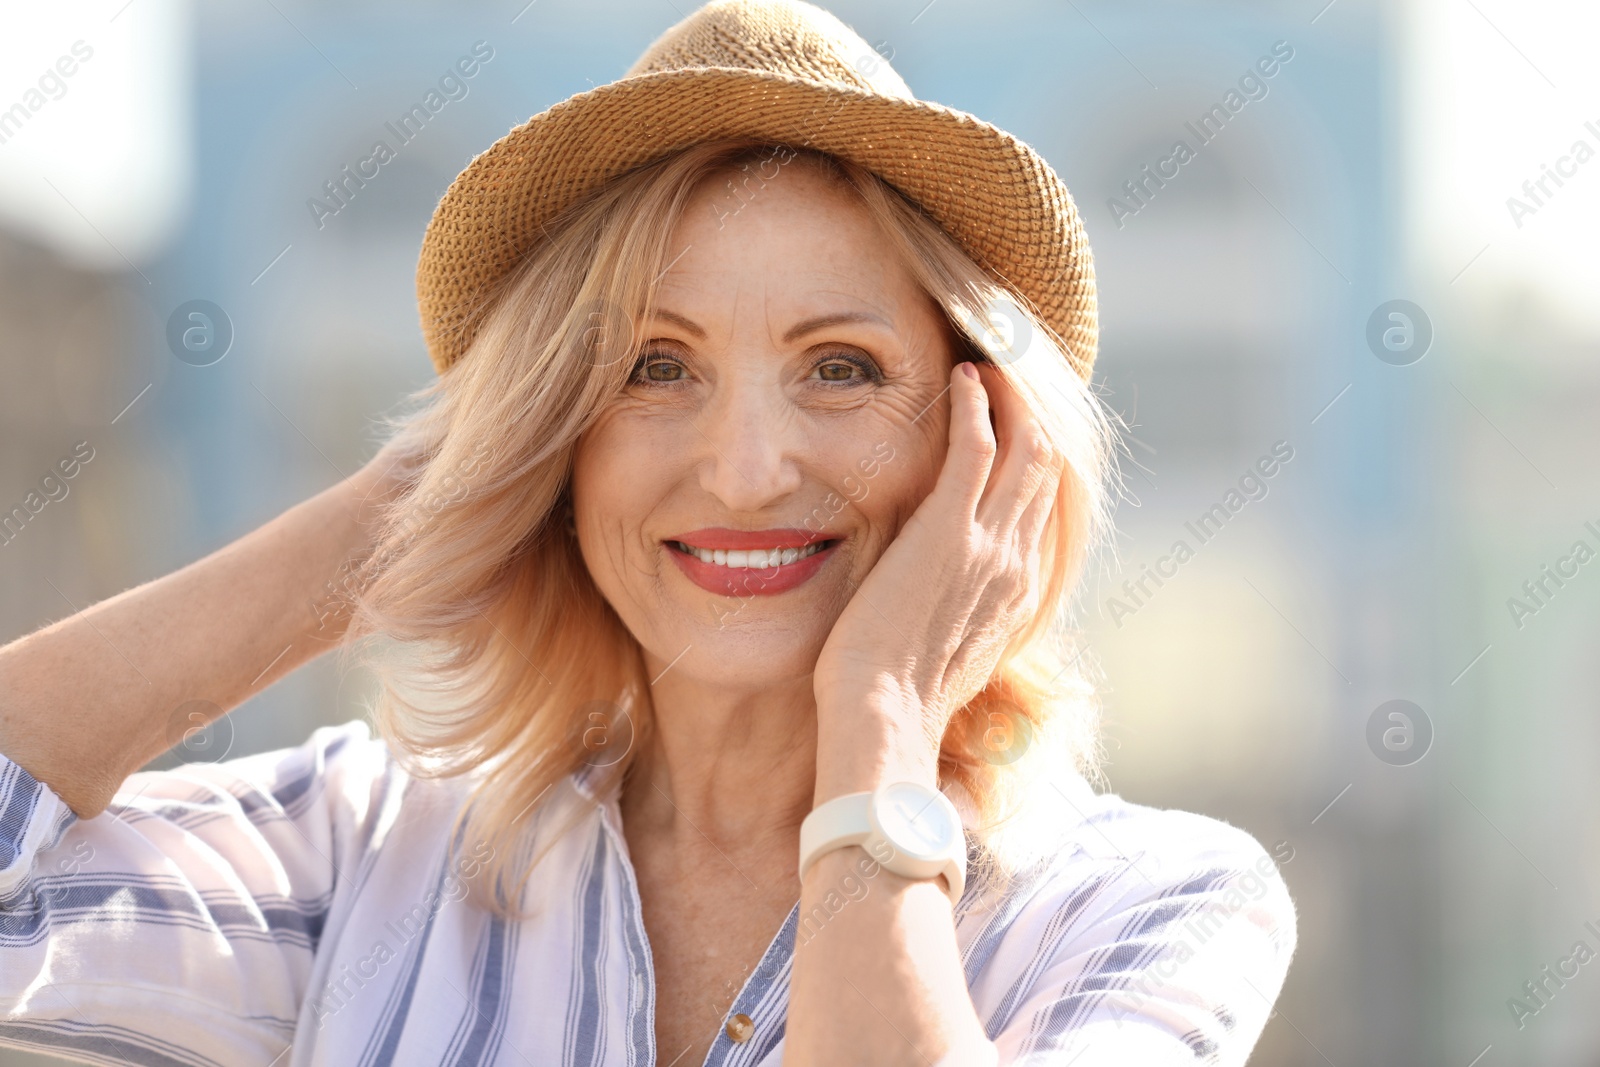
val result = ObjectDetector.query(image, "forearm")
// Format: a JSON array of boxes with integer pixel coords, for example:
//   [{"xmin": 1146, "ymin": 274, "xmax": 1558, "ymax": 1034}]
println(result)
[
  {"xmin": 788, "ymin": 850, "xmax": 987, "ymax": 1065},
  {"xmin": 786, "ymin": 704, "xmax": 993, "ymax": 1066},
  {"xmin": 0, "ymin": 468, "xmax": 387, "ymax": 818}
]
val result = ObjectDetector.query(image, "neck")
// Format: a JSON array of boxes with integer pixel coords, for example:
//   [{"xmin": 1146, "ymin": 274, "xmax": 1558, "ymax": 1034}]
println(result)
[{"xmin": 619, "ymin": 666, "xmax": 819, "ymax": 857}]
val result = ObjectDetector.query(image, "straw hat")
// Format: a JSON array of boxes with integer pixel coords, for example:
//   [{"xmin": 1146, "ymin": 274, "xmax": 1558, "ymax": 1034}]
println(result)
[{"xmin": 415, "ymin": 0, "xmax": 1098, "ymax": 380}]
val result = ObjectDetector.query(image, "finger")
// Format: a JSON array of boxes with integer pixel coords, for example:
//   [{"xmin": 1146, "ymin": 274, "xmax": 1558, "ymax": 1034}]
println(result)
[
  {"xmin": 924, "ymin": 362, "xmax": 996, "ymax": 523},
  {"xmin": 973, "ymin": 362, "xmax": 1056, "ymax": 534},
  {"xmin": 1013, "ymin": 463, "xmax": 1062, "ymax": 564}
]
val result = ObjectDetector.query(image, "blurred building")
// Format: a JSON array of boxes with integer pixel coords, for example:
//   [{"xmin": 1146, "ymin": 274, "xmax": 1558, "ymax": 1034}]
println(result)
[{"xmin": 2, "ymin": 1, "xmax": 1597, "ymax": 1065}]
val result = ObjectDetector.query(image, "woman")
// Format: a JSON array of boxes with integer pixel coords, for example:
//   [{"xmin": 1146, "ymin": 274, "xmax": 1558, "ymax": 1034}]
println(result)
[{"xmin": 0, "ymin": 1, "xmax": 1296, "ymax": 1065}]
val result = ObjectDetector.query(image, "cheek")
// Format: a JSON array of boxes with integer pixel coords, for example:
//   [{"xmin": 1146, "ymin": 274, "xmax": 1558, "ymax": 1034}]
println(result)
[
  {"xmin": 814, "ymin": 405, "xmax": 947, "ymax": 539},
  {"xmin": 569, "ymin": 414, "xmax": 679, "ymax": 586}
]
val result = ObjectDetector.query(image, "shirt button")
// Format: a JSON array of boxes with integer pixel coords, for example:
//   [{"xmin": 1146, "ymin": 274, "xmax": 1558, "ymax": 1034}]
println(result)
[{"xmin": 725, "ymin": 1013, "xmax": 754, "ymax": 1043}]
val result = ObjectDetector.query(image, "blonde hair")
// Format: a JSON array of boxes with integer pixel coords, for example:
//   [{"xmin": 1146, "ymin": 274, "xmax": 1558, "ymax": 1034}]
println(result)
[{"xmin": 351, "ymin": 139, "xmax": 1118, "ymax": 916}]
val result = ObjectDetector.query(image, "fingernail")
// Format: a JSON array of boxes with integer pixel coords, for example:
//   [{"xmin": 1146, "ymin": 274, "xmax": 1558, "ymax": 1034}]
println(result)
[{"xmin": 960, "ymin": 363, "xmax": 979, "ymax": 380}]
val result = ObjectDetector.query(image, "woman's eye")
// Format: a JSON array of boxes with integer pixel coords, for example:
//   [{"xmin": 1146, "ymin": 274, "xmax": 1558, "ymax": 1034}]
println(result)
[
  {"xmin": 812, "ymin": 351, "xmax": 880, "ymax": 384},
  {"xmin": 632, "ymin": 355, "xmax": 686, "ymax": 383}
]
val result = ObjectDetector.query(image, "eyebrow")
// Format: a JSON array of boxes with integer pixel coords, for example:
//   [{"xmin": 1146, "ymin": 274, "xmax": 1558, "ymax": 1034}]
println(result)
[{"xmin": 648, "ymin": 308, "xmax": 894, "ymax": 343}]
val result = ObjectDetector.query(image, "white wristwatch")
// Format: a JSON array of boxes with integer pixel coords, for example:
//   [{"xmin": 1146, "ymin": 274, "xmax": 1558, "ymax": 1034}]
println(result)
[{"xmin": 799, "ymin": 781, "xmax": 967, "ymax": 905}]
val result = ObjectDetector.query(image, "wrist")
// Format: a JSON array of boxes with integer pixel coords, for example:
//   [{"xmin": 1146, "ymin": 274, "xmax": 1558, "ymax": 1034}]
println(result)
[
  {"xmin": 335, "ymin": 458, "xmax": 402, "ymax": 542},
  {"xmin": 812, "ymin": 694, "xmax": 939, "ymax": 805},
  {"xmin": 293, "ymin": 468, "xmax": 397, "ymax": 641},
  {"xmin": 799, "ymin": 779, "xmax": 968, "ymax": 906}
]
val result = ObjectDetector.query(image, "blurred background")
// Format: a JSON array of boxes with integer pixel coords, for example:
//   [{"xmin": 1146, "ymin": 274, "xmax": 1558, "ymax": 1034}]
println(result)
[{"xmin": 1, "ymin": 0, "xmax": 1595, "ymax": 1062}]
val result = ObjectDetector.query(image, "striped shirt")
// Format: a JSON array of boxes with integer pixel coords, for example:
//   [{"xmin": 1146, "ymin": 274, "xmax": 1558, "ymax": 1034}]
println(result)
[{"xmin": 0, "ymin": 720, "xmax": 1296, "ymax": 1066}]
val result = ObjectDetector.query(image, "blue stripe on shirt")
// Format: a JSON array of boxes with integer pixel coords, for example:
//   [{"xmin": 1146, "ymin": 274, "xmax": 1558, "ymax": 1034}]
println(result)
[
  {"xmin": 0, "ymin": 875, "xmax": 329, "ymax": 949},
  {"xmin": 359, "ymin": 834, "xmax": 460, "ymax": 1067},
  {"xmin": 0, "ymin": 762, "xmax": 43, "ymax": 870},
  {"xmin": 566, "ymin": 822, "xmax": 611, "ymax": 1067},
  {"xmin": 0, "ymin": 1017, "xmax": 231, "ymax": 1067}
]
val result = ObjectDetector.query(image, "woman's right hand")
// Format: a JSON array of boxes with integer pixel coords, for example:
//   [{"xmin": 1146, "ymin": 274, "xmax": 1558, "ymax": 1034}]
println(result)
[{"xmin": 0, "ymin": 444, "xmax": 405, "ymax": 818}]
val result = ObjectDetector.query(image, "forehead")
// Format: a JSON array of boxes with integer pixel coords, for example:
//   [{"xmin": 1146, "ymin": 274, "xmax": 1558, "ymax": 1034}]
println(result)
[{"xmin": 654, "ymin": 160, "xmax": 933, "ymax": 331}]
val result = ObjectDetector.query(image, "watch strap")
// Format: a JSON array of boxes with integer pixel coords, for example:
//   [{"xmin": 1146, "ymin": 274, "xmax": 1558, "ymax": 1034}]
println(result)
[{"xmin": 798, "ymin": 791, "xmax": 873, "ymax": 882}]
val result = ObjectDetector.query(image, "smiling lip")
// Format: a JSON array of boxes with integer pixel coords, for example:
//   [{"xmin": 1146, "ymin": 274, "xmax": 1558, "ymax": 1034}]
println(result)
[
  {"xmin": 666, "ymin": 527, "xmax": 831, "ymax": 550},
  {"xmin": 664, "ymin": 527, "xmax": 839, "ymax": 597}
]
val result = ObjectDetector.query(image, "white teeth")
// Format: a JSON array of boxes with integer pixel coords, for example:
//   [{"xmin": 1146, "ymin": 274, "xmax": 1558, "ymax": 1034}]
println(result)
[{"xmin": 676, "ymin": 541, "xmax": 827, "ymax": 568}]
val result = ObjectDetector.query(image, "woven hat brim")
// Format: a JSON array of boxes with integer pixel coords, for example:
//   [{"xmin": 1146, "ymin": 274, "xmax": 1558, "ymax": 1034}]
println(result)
[{"xmin": 416, "ymin": 67, "xmax": 1097, "ymax": 379}]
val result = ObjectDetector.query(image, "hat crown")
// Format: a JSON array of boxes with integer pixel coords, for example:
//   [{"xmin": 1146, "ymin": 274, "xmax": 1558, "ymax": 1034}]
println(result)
[{"xmin": 624, "ymin": 0, "xmax": 913, "ymax": 100}]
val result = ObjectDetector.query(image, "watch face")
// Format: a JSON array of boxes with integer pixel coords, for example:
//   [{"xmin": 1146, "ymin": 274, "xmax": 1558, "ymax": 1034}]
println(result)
[{"xmin": 874, "ymin": 782, "xmax": 957, "ymax": 861}]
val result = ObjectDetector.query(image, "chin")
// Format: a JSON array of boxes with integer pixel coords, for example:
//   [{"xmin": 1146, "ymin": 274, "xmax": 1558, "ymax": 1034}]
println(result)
[
  {"xmin": 646, "ymin": 599, "xmax": 836, "ymax": 691},
  {"xmin": 665, "ymin": 640, "xmax": 825, "ymax": 693}
]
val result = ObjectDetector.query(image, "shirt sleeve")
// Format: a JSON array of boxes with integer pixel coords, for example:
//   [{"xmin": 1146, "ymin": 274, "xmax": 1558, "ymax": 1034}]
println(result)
[
  {"xmin": 978, "ymin": 811, "xmax": 1299, "ymax": 1067},
  {"xmin": 0, "ymin": 719, "xmax": 395, "ymax": 1067}
]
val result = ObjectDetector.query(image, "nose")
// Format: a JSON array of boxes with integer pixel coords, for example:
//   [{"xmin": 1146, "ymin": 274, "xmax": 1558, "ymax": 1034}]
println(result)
[{"xmin": 694, "ymin": 378, "xmax": 804, "ymax": 513}]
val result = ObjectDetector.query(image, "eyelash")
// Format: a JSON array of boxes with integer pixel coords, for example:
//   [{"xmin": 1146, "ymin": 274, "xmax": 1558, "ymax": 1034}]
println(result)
[{"xmin": 627, "ymin": 347, "xmax": 883, "ymax": 386}]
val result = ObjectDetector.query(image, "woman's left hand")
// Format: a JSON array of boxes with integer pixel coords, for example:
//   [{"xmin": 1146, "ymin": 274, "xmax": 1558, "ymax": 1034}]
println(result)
[{"xmin": 811, "ymin": 359, "xmax": 1063, "ymax": 801}]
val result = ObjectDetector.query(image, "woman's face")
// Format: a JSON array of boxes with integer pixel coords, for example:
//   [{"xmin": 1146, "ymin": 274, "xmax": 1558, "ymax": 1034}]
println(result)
[{"xmin": 571, "ymin": 161, "xmax": 957, "ymax": 691}]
